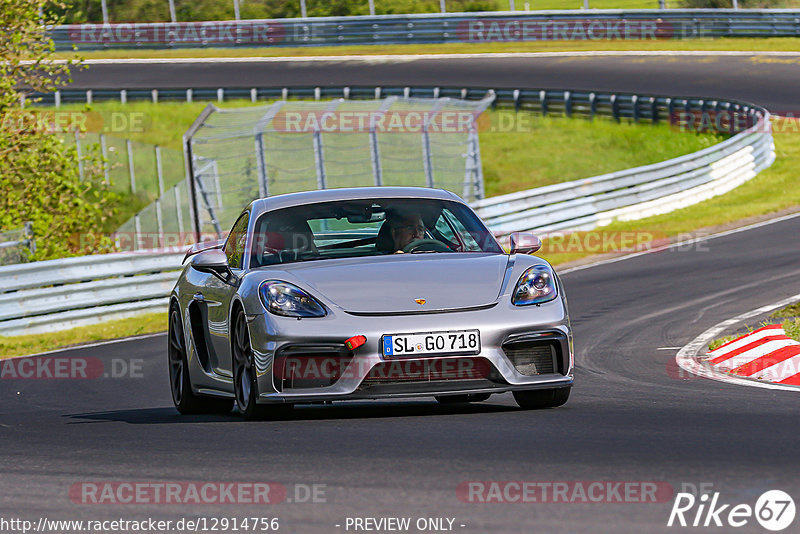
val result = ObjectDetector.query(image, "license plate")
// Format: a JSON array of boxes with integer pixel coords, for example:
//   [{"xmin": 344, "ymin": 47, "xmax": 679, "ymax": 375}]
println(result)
[{"xmin": 382, "ymin": 330, "xmax": 481, "ymax": 358}]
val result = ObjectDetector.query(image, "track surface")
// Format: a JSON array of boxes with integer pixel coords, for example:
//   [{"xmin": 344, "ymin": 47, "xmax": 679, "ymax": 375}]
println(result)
[
  {"xmin": 3, "ymin": 54, "xmax": 800, "ymax": 533},
  {"xmin": 67, "ymin": 54, "xmax": 800, "ymax": 111}
]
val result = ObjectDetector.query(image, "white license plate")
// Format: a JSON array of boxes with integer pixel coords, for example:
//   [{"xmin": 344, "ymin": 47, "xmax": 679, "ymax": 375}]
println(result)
[{"xmin": 382, "ymin": 330, "xmax": 480, "ymax": 358}]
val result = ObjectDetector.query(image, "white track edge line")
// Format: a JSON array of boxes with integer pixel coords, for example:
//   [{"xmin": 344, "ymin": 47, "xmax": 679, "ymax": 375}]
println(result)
[
  {"xmin": 38, "ymin": 50, "xmax": 800, "ymax": 65},
  {"xmin": 676, "ymin": 293, "xmax": 800, "ymax": 392}
]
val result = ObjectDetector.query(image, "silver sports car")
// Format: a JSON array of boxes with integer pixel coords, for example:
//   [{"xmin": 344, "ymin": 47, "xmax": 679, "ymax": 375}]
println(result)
[{"xmin": 168, "ymin": 187, "xmax": 573, "ymax": 419}]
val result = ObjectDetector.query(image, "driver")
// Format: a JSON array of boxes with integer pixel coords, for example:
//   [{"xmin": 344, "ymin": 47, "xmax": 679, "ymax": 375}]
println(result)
[{"xmin": 387, "ymin": 211, "xmax": 426, "ymax": 253}]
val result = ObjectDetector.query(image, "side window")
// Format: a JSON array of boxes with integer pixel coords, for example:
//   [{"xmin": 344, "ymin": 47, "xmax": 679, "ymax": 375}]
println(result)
[
  {"xmin": 442, "ymin": 209, "xmax": 481, "ymax": 251},
  {"xmin": 224, "ymin": 213, "xmax": 249, "ymax": 269}
]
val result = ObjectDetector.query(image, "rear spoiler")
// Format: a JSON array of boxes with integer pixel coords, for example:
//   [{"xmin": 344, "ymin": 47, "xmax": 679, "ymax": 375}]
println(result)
[{"xmin": 183, "ymin": 238, "xmax": 225, "ymax": 264}]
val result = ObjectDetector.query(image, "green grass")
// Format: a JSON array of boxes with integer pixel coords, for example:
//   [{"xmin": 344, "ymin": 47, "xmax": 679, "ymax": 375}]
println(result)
[
  {"xmin": 55, "ymin": 38, "xmax": 800, "ymax": 60},
  {"xmin": 771, "ymin": 302, "xmax": 800, "ymax": 319},
  {"xmin": 0, "ymin": 313, "xmax": 167, "ymax": 359}
]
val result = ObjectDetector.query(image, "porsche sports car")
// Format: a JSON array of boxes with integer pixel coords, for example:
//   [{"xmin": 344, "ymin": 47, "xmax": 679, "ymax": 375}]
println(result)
[{"xmin": 168, "ymin": 187, "xmax": 573, "ymax": 419}]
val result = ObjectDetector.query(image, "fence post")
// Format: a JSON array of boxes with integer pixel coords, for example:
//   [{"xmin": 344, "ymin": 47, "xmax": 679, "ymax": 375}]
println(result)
[
  {"xmin": 126, "ymin": 139, "xmax": 136, "ymax": 194},
  {"xmin": 134, "ymin": 214, "xmax": 141, "ymax": 251},
  {"xmin": 368, "ymin": 0, "xmax": 375, "ymax": 15},
  {"xmin": 300, "ymin": 0, "xmax": 307, "ymax": 18},
  {"xmin": 254, "ymin": 133, "xmax": 269, "ymax": 198},
  {"xmin": 312, "ymin": 127, "xmax": 327, "ymax": 190},
  {"xmin": 100, "ymin": 134, "xmax": 110, "ymax": 185},
  {"xmin": 155, "ymin": 146, "xmax": 165, "ymax": 248},
  {"xmin": 74, "ymin": 129, "xmax": 84, "ymax": 181},
  {"xmin": 169, "ymin": 0, "xmax": 176, "ymax": 22},
  {"xmin": 175, "ymin": 186, "xmax": 185, "ymax": 236},
  {"xmin": 421, "ymin": 126, "xmax": 434, "ymax": 188}
]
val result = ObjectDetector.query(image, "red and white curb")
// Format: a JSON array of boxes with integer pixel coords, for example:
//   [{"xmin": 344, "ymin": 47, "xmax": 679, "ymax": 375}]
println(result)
[
  {"xmin": 676, "ymin": 293, "xmax": 800, "ymax": 391},
  {"xmin": 705, "ymin": 324, "xmax": 800, "ymax": 385}
]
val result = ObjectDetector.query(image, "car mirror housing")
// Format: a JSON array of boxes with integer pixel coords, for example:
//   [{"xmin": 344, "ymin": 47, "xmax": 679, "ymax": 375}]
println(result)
[
  {"xmin": 509, "ymin": 232, "xmax": 542, "ymax": 255},
  {"xmin": 190, "ymin": 249, "xmax": 232, "ymax": 279}
]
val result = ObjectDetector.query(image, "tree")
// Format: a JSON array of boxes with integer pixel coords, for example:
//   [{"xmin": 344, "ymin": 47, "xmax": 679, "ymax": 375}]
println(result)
[{"xmin": 0, "ymin": 0, "xmax": 117, "ymax": 261}]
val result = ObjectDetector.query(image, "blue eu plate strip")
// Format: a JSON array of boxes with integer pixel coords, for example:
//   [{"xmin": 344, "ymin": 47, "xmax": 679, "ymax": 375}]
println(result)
[{"xmin": 383, "ymin": 336, "xmax": 393, "ymax": 356}]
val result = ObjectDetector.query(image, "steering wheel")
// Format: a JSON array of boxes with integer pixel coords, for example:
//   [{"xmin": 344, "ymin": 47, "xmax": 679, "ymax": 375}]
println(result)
[{"xmin": 402, "ymin": 239, "xmax": 452, "ymax": 254}]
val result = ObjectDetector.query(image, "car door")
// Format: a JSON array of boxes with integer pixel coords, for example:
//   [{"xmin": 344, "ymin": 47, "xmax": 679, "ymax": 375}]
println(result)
[{"xmin": 204, "ymin": 211, "xmax": 249, "ymax": 378}]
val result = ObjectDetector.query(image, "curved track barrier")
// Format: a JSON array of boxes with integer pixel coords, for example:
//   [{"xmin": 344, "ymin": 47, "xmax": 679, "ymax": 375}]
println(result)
[
  {"xmin": 6, "ymin": 85, "xmax": 772, "ymax": 335},
  {"xmin": 52, "ymin": 10, "xmax": 800, "ymax": 50}
]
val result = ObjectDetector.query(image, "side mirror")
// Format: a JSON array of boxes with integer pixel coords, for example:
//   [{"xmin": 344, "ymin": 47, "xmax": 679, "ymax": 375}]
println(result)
[
  {"xmin": 191, "ymin": 248, "xmax": 231, "ymax": 279},
  {"xmin": 509, "ymin": 232, "xmax": 542, "ymax": 255}
]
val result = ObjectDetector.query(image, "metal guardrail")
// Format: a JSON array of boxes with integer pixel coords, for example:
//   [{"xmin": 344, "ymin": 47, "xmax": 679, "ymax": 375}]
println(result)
[
  {"xmin": 474, "ymin": 124, "xmax": 774, "ymax": 234},
  {"xmin": 0, "ymin": 252, "xmax": 184, "ymax": 336},
  {"xmin": 6, "ymin": 84, "xmax": 773, "ymax": 336},
  {"xmin": 52, "ymin": 10, "xmax": 800, "ymax": 50}
]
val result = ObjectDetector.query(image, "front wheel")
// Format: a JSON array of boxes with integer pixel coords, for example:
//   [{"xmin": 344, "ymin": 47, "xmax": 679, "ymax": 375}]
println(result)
[
  {"xmin": 232, "ymin": 309, "xmax": 293, "ymax": 420},
  {"xmin": 513, "ymin": 388, "xmax": 570, "ymax": 409},
  {"xmin": 168, "ymin": 305, "xmax": 233, "ymax": 415}
]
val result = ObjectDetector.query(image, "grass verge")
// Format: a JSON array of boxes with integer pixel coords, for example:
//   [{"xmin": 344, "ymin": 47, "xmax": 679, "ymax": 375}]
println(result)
[
  {"xmin": 0, "ymin": 313, "xmax": 167, "ymax": 359},
  {"xmin": 55, "ymin": 38, "xmax": 800, "ymax": 60}
]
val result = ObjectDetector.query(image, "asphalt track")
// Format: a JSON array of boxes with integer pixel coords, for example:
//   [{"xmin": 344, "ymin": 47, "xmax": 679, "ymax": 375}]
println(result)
[
  {"xmin": 3, "ymin": 53, "xmax": 800, "ymax": 533},
  {"xmin": 66, "ymin": 54, "xmax": 800, "ymax": 111}
]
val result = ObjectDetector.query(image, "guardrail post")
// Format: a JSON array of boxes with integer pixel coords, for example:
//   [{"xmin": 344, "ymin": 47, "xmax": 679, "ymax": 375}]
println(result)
[
  {"xmin": 611, "ymin": 94, "xmax": 619, "ymax": 121},
  {"xmin": 86, "ymin": 90, "xmax": 93, "ymax": 104},
  {"xmin": 151, "ymin": 89, "xmax": 159, "ymax": 103},
  {"xmin": 564, "ymin": 91, "xmax": 572, "ymax": 118},
  {"xmin": 539, "ymin": 90, "xmax": 547, "ymax": 116},
  {"xmin": 375, "ymin": 87, "xmax": 382, "ymax": 99},
  {"xmin": 74, "ymin": 129, "xmax": 84, "ymax": 182},
  {"xmin": 217, "ymin": 88, "xmax": 224, "ymax": 103},
  {"xmin": 126, "ymin": 139, "xmax": 136, "ymax": 194},
  {"xmin": 589, "ymin": 92, "xmax": 597, "ymax": 119},
  {"xmin": 650, "ymin": 97, "xmax": 658, "ymax": 123},
  {"xmin": 282, "ymin": 87, "xmax": 289, "ymax": 100},
  {"xmin": 513, "ymin": 89, "xmax": 520, "ymax": 111},
  {"xmin": 251, "ymin": 88, "xmax": 257, "ymax": 103},
  {"xmin": 314, "ymin": 87, "xmax": 321, "ymax": 101},
  {"xmin": 186, "ymin": 89, "xmax": 193, "ymax": 103},
  {"xmin": 54, "ymin": 90, "xmax": 61, "ymax": 108},
  {"xmin": 632, "ymin": 95, "xmax": 639, "ymax": 122},
  {"xmin": 120, "ymin": 90, "xmax": 127, "ymax": 104},
  {"xmin": 343, "ymin": 87, "xmax": 350, "ymax": 99}
]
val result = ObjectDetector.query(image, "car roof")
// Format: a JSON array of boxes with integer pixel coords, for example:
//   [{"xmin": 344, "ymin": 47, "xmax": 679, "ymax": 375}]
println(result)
[{"xmin": 252, "ymin": 187, "xmax": 464, "ymax": 215}]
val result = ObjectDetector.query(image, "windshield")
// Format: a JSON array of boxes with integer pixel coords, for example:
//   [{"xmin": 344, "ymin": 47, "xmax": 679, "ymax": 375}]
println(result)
[{"xmin": 249, "ymin": 198, "xmax": 502, "ymax": 267}]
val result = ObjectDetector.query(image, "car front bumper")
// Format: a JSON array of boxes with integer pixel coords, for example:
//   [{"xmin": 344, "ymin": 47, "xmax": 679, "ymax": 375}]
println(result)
[{"xmin": 247, "ymin": 297, "xmax": 573, "ymax": 404}]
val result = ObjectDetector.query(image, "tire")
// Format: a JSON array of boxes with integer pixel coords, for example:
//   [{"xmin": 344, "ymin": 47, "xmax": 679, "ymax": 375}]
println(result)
[
  {"xmin": 232, "ymin": 308, "xmax": 293, "ymax": 420},
  {"xmin": 435, "ymin": 393, "xmax": 491, "ymax": 404},
  {"xmin": 168, "ymin": 305, "xmax": 233, "ymax": 415},
  {"xmin": 513, "ymin": 387, "xmax": 570, "ymax": 409}
]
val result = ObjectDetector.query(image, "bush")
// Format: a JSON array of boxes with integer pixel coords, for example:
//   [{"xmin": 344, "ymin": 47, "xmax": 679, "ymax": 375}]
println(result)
[{"xmin": 0, "ymin": 0, "xmax": 118, "ymax": 261}]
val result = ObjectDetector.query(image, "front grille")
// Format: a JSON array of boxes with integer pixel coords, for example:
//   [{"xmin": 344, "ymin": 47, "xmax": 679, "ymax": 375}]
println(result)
[
  {"xmin": 273, "ymin": 344, "xmax": 353, "ymax": 391},
  {"xmin": 359, "ymin": 357, "xmax": 494, "ymax": 387},
  {"xmin": 502, "ymin": 341, "xmax": 557, "ymax": 376}
]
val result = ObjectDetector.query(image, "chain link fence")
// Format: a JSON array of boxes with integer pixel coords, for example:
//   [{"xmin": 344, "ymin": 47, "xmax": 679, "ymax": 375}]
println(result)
[
  {"xmin": 0, "ymin": 223, "xmax": 35, "ymax": 266},
  {"xmin": 116, "ymin": 94, "xmax": 494, "ymax": 242}
]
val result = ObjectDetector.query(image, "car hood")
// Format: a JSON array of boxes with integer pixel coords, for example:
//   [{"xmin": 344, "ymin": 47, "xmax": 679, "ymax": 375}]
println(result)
[{"xmin": 277, "ymin": 253, "xmax": 510, "ymax": 314}]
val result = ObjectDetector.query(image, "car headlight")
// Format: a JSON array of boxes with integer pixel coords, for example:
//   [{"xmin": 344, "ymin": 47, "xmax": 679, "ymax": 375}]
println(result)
[
  {"xmin": 512, "ymin": 265, "xmax": 558, "ymax": 306},
  {"xmin": 259, "ymin": 281, "xmax": 326, "ymax": 318}
]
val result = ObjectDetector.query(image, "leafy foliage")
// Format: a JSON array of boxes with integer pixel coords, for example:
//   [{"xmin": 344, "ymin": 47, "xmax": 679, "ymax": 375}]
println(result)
[{"xmin": 0, "ymin": 0, "xmax": 118, "ymax": 261}]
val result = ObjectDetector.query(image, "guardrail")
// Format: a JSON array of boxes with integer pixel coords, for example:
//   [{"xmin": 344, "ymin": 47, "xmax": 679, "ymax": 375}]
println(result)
[
  {"xmin": 0, "ymin": 252, "xmax": 184, "ymax": 336},
  {"xmin": 51, "ymin": 10, "xmax": 800, "ymax": 50},
  {"xmin": 7, "ymin": 84, "xmax": 773, "ymax": 336}
]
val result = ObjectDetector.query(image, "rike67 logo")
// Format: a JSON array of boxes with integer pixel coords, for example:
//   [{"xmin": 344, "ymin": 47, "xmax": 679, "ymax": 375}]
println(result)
[{"xmin": 668, "ymin": 489, "xmax": 795, "ymax": 531}]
